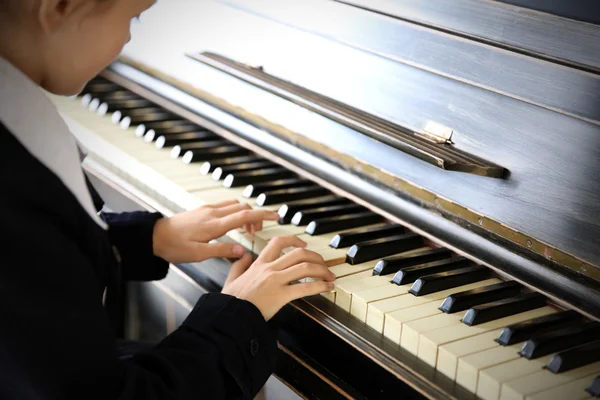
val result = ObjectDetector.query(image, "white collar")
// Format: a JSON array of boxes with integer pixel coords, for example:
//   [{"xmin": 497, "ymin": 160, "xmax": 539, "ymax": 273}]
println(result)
[{"xmin": 0, "ymin": 57, "xmax": 107, "ymax": 229}]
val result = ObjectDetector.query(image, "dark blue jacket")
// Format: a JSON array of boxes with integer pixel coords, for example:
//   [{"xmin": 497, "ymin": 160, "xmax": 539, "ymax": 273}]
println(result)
[{"xmin": 0, "ymin": 124, "xmax": 276, "ymax": 400}]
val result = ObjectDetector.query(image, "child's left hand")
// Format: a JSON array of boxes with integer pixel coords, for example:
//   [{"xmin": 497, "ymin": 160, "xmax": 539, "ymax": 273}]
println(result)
[{"xmin": 152, "ymin": 200, "xmax": 279, "ymax": 263}]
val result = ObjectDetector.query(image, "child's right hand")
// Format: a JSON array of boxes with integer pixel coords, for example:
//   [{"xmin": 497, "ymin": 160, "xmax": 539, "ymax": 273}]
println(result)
[{"xmin": 222, "ymin": 236, "xmax": 335, "ymax": 321}]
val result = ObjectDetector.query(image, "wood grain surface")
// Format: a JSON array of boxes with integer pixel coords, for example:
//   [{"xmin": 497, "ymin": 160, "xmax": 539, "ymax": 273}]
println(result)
[{"xmin": 122, "ymin": 0, "xmax": 600, "ymax": 270}]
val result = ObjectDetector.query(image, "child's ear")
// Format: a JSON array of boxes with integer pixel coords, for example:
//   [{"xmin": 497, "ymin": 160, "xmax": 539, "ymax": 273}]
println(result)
[{"xmin": 37, "ymin": 0, "xmax": 86, "ymax": 33}]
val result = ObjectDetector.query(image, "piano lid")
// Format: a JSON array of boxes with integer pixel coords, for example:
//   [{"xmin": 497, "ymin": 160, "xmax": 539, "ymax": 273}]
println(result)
[{"xmin": 118, "ymin": 0, "xmax": 600, "ymax": 281}]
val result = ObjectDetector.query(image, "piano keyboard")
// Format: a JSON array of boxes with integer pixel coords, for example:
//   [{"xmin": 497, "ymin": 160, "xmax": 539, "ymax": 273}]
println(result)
[{"xmin": 50, "ymin": 78, "xmax": 600, "ymax": 400}]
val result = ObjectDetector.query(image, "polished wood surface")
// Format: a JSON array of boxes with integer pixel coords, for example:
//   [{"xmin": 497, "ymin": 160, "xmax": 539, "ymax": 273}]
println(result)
[
  {"xmin": 334, "ymin": 0, "xmax": 600, "ymax": 71},
  {"xmin": 122, "ymin": 0, "xmax": 600, "ymax": 274}
]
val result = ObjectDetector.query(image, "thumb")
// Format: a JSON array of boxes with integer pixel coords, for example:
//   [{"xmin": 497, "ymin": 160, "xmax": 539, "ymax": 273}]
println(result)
[
  {"xmin": 202, "ymin": 242, "xmax": 246, "ymax": 259},
  {"xmin": 225, "ymin": 253, "xmax": 253, "ymax": 286}
]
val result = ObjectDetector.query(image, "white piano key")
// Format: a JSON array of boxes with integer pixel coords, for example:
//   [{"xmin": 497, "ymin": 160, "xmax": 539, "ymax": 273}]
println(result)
[
  {"xmin": 525, "ymin": 373, "xmax": 598, "ymax": 400},
  {"xmin": 478, "ymin": 355, "xmax": 553, "ymax": 400},
  {"xmin": 436, "ymin": 329, "xmax": 503, "ymax": 380},
  {"xmin": 281, "ymin": 244, "xmax": 347, "ymax": 267},
  {"xmin": 456, "ymin": 343, "xmax": 522, "ymax": 393},
  {"xmin": 88, "ymin": 98, "xmax": 101, "ymax": 112},
  {"xmin": 417, "ymin": 307, "xmax": 555, "ymax": 367},
  {"xmin": 350, "ymin": 283, "xmax": 413, "ymax": 322},
  {"xmin": 97, "ymin": 102, "xmax": 109, "ymax": 117},
  {"xmin": 323, "ymin": 270, "xmax": 373, "ymax": 304},
  {"xmin": 251, "ymin": 225, "xmax": 309, "ymax": 253},
  {"xmin": 401, "ymin": 313, "xmax": 464, "ymax": 355},
  {"xmin": 334, "ymin": 246, "xmax": 430, "ymax": 308},
  {"xmin": 335, "ymin": 273, "xmax": 396, "ymax": 312},
  {"xmin": 81, "ymin": 93, "xmax": 93, "ymax": 107},
  {"xmin": 500, "ymin": 362, "xmax": 600, "ymax": 400},
  {"xmin": 384, "ymin": 301, "xmax": 448, "ymax": 345},
  {"xmin": 370, "ymin": 278, "xmax": 500, "ymax": 333}
]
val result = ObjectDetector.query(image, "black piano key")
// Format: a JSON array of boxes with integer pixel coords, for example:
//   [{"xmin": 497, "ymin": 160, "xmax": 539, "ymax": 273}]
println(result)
[
  {"xmin": 409, "ymin": 265, "xmax": 490, "ymax": 297},
  {"xmin": 212, "ymin": 161, "xmax": 275, "ymax": 181},
  {"xmin": 182, "ymin": 145, "xmax": 246, "ymax": 164},
  {"xmin": 80, "ymin": 77, "xmax": 109, "ymax": 92},
  {"xmin": 81, "ymin": 81, "xmax": 120, "ymax": 97},
  {"xmin": 439, "ymin": 281, "xmax": 522, "ymax": 314},
  {"xmin": 497, "ymin": 310, "xmax": 582, "ymax": 346},
  {"xmin": 346, "ymin": 233, "xmax": 423, "ymax": 265},
  {"xmin": 291, "ymin": 204, "xmax": 365, "ymax": 226},
  {"xmin": 201, "ymin": 155, "xmax": 264, "ymax": 176},
  {"xmin": 87, "ymin": 91, "xmax": 143, "ymax": 111},
  {"xmin": 137, "ymin": 121, "xmax": 202, "ymax": 138},
  {"xmin": 305, "ymin": 211, "xmax": 384, "ymax": 235},
  {"xmin": 174, "ymin": 142, "xmax": 235, "ymax": 160},
  {"xmin": 243, "ymin": 178, "xmax": 313, "ymax": 198},
  {"xmin": 377, "ymin": 247, "xmax": 453, "ymax": 276},
  {"xmin": 80, "ymin": 84, "xmax": 125, "ymax": 107},
  {"xmin": 185, "ymin": 146, "xmax": 251, "ymax": 164},
  {"xmin": 96, "ymin": 98, "xmax": 153, "ymax": 115},
  {"xmin": 110, "ymin": 106, "xmax": 165, "ymax": 124},
  {"xmin": 154, "ymin": 131, "xmax": 219, "ymax": 148},
  {"xmin": 462, "ymin": 292, "xmax": 547, "ymax": 327},
  {"xmin": 256, "ymin": 186, "xmax": 330, "ymax": 206},
  {"xmin": 143, "ymin": 125, "xmax": 204, "ymax": 142},
  {"xmin": 330, "ymin": 224, "xmax": 406, "ymax": 249},
  {"xmin": 391, "ymin": 256, "xmax": 474, "ymax": 285},
  {"xmin": 277, "ymin": 196, "xmax": 351, "ymax": 224},
  {"xmin": 546, "ymin": 339, "xmax": 600, "ymax": 373},
  {"xmin": 97, "ymin": 90, "xmax": 140, "ymax": 102},
  {"xmin": 223, "ymin": 167, "xmax": 295, "ymax": 188},
  {"xmin": 374, "ymin": 251, "xmax": 460, "ymax": 282},
  {"xmin": 587, "ymin": 376, "xmax": 600, "ymax": 397},
  {"xmin": 520, "ymin": 322, "xmax": 600, "ymax": 359},
  {"xmin": 171, "ymin": 141, "xmax": 230, "ymax": 159},
  {"xmin": 86, "ymin": 76, "xmax": 109, "ymax": 85},
  {"xmin": 113, "ymin": 107, "xmax": 179, "ymax": 127}
]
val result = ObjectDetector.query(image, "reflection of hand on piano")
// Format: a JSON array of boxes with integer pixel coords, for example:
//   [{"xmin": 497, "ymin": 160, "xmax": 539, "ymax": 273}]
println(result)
[
  {"xmin": 152, "ymin": 199, "xmax": 280, "ymax": 264},
  {"xmin": 222, "ymin": 235, "xmax": 335, "ymax": 321}
]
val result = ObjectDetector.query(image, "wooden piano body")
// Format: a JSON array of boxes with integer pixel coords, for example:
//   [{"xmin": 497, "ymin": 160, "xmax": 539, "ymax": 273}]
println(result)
[{"xmin": 52, "ymin": 0, "xmax": 600, "ymax": 398}]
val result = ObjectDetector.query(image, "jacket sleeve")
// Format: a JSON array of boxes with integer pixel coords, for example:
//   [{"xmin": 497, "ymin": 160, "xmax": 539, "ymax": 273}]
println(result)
[
  {"xmin": 0, "ymin": 205, "xmax": 277, "ymax": 400},
  {"xmin": 101, "ymin": 211, "xmax": 170, "ymax": 281},
  {"xmin": 82, "ymin": 169, "xmax": 168, "ymax": 281}
]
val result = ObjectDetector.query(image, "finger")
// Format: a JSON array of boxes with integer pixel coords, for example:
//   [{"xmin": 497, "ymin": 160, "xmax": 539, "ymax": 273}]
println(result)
[
  {"xmin": 286, "ymin": 281, "xmax": 335, "ymax": 302},
  {"xmin": 258, "ymin": 235, "xmax": 307, "ymax": 263},
  {"xmin": 270, "ymin": 247, "xmax": 326, "ymax": 271},
  {"xmin": 218, "ymin": 209, "xmax": 280, "ymax": 234},
  {"xmin": 224, "ymin": 253, "xmax": 252, "ymax": 286},
  {"xmin": 205, "ymin": 199, "xmax": 240, "ymax": 209},
  {"xmin": 253, "ymin": 220, "xmax": 263, "ymax": 233},
  {"xmin": 214, "ymin": 202, "xmax": 251, "ymax": 217},
  {"xmin": 196, "ymin": 242, "xmax": 246, "ymax": 259},
  {"xmin": 278, "ymin": 262, "xmax": 335, "ymax": 283}
]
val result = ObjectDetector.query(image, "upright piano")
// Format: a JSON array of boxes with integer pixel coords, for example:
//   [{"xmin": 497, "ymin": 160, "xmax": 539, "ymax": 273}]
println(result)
[{"xmin": 49, "ymin": 0, "xmax": 600, "ymax": 398}]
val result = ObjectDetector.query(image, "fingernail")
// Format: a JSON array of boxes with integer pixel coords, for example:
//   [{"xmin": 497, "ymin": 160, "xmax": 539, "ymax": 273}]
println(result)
[
  {"xmin": 233, "ymin": 244, "xmax": 244, "ymax": 257},
  {"xmin": 271, "ymin": 212, "xmax": 280, "ymax": 219},
  {"xmin": 327, "ymin": 282, "xmax": 335, "ymax": 290}
]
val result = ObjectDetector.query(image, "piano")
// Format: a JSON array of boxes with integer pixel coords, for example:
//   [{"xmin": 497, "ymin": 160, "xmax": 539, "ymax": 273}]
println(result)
[{"xmin": 48, "ymin": 0, "xmax": 600, "ymax": 398}]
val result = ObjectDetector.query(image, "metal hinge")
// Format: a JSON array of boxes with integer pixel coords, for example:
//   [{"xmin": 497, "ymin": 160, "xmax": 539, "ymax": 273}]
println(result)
[
  {"xmin": 241, "ymin": 61, "xmax": 264, "ymax": 72},
  {"xmin": 416, "ymin": 121, "xmax": 454, "ymax": 144}
]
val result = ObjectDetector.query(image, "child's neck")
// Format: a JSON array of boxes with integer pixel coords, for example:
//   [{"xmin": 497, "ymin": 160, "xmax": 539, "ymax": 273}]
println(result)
[{"xmin": 0, "ymin": 34, "xmax": 44, "ymax": 87}]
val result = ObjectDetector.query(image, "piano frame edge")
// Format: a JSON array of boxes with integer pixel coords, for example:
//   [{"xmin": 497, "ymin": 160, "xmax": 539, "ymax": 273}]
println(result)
[{"xmin": 98, "ymin": 61, "xmax": 600, "ymax": 322}]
